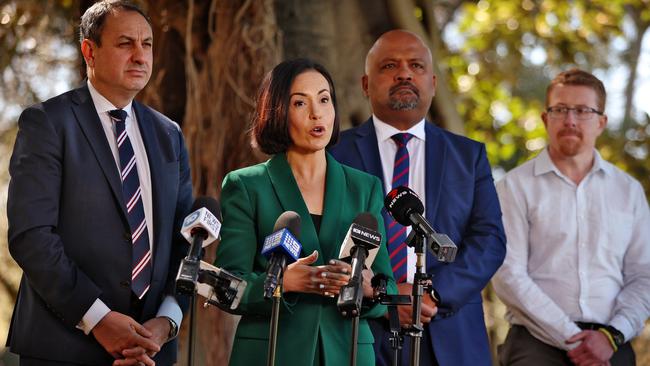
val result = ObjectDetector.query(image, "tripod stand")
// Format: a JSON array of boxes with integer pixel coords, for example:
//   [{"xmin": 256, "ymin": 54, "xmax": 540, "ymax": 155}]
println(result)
[
  {"xmin": 403, "ymin": 231, "xmax": 432, "ymax": 366},
  {"xmin": 371, "ymin": 274, "xmax": 412, "ymax": 366}
]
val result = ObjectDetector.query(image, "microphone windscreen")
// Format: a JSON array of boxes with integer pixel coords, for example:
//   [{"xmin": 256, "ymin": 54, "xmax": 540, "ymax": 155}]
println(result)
[
  {"xmin": 384, "ymin": 186, "xmax": 424, "ymax": 225},
  {"xmin": 192, "ymin": 196, "xmax": 222, "ymax": 221},
  {"xmin": 352, "ymin": 212, "xmax": 378, "ymax": 231},
  {"xmin": 273, "ymin": 211, "xmax": 301, "ymax": 239}
]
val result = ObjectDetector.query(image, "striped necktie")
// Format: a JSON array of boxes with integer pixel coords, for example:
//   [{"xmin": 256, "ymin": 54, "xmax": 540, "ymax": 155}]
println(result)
[
  {"xmin": 383, "ymin": 132, "xmax": 414, "ymax": 283},
  {"xmin": 109, "ymin": 109, "xmax": 152, "ymax": 299}
]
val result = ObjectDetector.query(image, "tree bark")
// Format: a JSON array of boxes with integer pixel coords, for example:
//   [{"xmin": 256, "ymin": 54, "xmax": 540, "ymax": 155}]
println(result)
[
  {"xmin": 276, "ymin": 0, "xmax": 390, "ymax": 128},
  {"xmin": 138, "ymin": 1, "xmax": 281, "ymax": 364},
  {"xmin": 621, "ymin": 5, "xmax": 649, "ymax": 130}
]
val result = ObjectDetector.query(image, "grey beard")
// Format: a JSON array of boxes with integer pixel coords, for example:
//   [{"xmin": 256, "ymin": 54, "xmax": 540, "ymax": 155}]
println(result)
[{"xmin": 389, "ymin": 97, "xmax": 419, "ymax": 110}]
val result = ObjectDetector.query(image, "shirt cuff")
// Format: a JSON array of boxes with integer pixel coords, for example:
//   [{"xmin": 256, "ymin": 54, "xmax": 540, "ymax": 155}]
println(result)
[
  {"xmin": 76, "ymin": 298, "xmax": 111, "ymax": 335},
  {"xmin": 156, "ymin": 295, "xmax": 183, "ymax": 328},
  {"xmin": 609, "ymin": 316, "xmax": 634, "ymax": 342}
]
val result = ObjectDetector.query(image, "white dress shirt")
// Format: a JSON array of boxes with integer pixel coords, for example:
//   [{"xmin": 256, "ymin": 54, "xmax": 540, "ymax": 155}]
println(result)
[
  {"xmin": 493, "ymin": 147, "xmax": 650, "ymax": 350},
  {"xmin": 373, "ymin": 115, "xmax": 426, "ymax": 283},
  {"xmin": 77, "ymin": 80, "xmax": 182, "ymax": 334}
]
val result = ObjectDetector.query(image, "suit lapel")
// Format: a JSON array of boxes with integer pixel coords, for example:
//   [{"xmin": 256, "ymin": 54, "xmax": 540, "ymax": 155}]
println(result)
[
  {"xmin": 266, "ymin": 153, "xmax": 323, "ymax": 264},
  {"xmin": 354, "ymin": 118, "xmax": 385, "ymax": 186},
  {"xmin": 71, "ymin": 86, "xmax": 128, "ymax": 219},
  {"xmin": 424, "ymin": 122, "xmax": 446, "ymax": 225},
  {"xmin": 321, "ymin": 153, "xmax": 344, "ymax": 260}
]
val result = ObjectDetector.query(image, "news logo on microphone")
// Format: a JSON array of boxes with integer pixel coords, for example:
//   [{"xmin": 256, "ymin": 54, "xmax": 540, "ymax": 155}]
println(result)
[
  {"xmin": 262, "ymin": 228, "xmax": 301, "ymax": 262},
  {"xmin": 181, "ymin": 206, "xmax": 221, "ymax": 246}
]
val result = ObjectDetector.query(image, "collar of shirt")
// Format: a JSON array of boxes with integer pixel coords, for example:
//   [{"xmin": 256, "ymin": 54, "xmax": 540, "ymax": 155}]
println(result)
[
  {"xmin": 87, "ymin": 80, "xmax": 134, "ymax": 124},
  {"xmin": 372, "ymin": 114, "xmax": 426, "ymax": 142},
  {"xmin": 533, "ymin": 147, "xmax": 611, "ymax": 180}
]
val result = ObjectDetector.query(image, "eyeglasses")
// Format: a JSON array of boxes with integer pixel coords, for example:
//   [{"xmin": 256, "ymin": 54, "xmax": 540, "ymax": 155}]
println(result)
[{"xmin": 546, "ymin": 106, "xmax": 603, "ymax": 120}]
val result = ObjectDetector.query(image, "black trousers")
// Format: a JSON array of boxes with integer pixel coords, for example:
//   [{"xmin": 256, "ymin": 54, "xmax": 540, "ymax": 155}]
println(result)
[
  {"xmin": 498, "ymin": 325, "xmax": 636, "ymax": 366},
  {"xmin": 20, "ymin": 358, "xmax": 87, "ymax": 366}
]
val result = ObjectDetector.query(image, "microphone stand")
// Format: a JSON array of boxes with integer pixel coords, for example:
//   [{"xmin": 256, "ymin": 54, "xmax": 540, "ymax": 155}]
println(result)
[
  {"xmin": 350, "ymin": 313, "xmax": 359, "ymax": 366},
  {"xmin": 339, "ymin": 247, "xmax": 369, "ymax": 366},
  {"xmin": 267, "ymin": 282, "xmax": 282, "ymax": 366},
  {"xmin": 405, "ymin": 231, "xmax": 431, "ymax": 366},
  {"xmin": 372, "ymin": 275, "xmax": 410, "ymax": 366},
  {"xmin": 388, "ymin": 304, "xmax": 403, "ymax": 366},
  {"xmin": 188, "ymin": 289, "xmax": 197, "ymax": 366}
]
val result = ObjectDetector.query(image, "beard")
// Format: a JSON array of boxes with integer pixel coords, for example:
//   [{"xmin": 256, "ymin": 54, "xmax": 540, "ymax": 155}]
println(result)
[
  {"xmin": 556, "ymin": 128, "xmax": 584, "ymax": 156},
  {"xmin": 389, "ymin": 82, "xmax": 420, "ymax": 111}
]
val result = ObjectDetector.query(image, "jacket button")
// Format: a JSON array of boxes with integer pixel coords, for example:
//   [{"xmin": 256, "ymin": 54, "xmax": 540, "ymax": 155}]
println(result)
[
  {"xmin": 120, "ymin": 280, "xmax": 131, "ymax": 288},
  {"xmin": 123, "ymin": 232, "xmax": 131, "ymax": 243}
]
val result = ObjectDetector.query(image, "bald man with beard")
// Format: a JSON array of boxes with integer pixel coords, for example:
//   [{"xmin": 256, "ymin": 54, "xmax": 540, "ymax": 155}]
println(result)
[{"xmin": 330, "ymin": 30, "xmax": 506, "ymax": 366}]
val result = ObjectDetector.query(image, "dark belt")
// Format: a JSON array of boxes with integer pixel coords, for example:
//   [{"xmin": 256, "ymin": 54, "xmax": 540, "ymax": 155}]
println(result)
[{"xmin": 575, "ymin": 321, "xmax": 606, "ymax": 330}]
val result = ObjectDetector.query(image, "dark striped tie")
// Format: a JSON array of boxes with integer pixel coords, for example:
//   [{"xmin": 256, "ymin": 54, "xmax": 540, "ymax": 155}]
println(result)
[
  {"xmin": 109, "ymin": 109, "xmax": 152, "ymax": 299},
  {"xmin": 383, "ymin": 132, "xmax": 414, "ymax": 283}
]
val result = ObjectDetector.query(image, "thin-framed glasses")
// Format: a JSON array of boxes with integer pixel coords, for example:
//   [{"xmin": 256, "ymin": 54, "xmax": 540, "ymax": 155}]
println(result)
[{"xmin": 546, "ymin": 106, "xmax": 603, "ymax": 120}]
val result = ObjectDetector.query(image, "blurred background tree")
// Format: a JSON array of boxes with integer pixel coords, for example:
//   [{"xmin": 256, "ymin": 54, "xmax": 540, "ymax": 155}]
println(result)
[{"xmin": 1, "ymin": 0, "xmax": 648, "ymax": 365}]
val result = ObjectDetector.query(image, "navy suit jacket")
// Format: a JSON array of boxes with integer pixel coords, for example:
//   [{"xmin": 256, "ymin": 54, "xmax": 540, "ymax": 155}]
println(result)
[
  {"xmin": 6, "ymin": 85, "xmax": 193, "ymax": 364},
  {"xmin": 329, "ymin": 118, "xmax": 506, "ymax": 366}
]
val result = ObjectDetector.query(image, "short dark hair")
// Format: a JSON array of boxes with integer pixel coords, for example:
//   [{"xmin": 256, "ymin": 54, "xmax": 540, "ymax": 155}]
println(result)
[
  {"xmin": 546, "ymin": 68, "xmax": 607, "ymax": 111},
  {"xmin": 79, "ymin": 0, "xmax": 151, "ymax": 46},
  {"xmin": 251, "ymin": 58, "xmax": 340, "ymax": 155}
]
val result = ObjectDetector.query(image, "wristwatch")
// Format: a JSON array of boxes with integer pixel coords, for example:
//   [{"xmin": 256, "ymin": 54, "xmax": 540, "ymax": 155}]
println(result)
[
  {"xmin": 163, "ymin": 316, "xmax": 179, "ymax": 341},
  {"xmin": 603, "ymin": 325, "xmax": 624, "ymax": 348},
  {"xmin": 429, "ymin": 287, "xmax": 441, "ymax": 304}
]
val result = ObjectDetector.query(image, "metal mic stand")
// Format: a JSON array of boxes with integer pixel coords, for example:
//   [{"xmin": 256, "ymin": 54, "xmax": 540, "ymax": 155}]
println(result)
[
  {"xmin": 405, "ymin": 231, "xmax": 431, "ymax": 366},
  {"xmin": 372, "ymin": 275, "xmax": 411, "ymax": 366},
  {"xmin": 387, "ymin": 304, "xmax": 403, "ymax": 366},
  {"xmin": 350, "ymin": 311, "xmax": 360, "ymax": 366},
  {"xmin": 188, "ymin": 290, "xmax": 197, "ymax": 366},
  {"xmin": 267, "ymin": 282, "xmax": 282, "ymax": 366}
]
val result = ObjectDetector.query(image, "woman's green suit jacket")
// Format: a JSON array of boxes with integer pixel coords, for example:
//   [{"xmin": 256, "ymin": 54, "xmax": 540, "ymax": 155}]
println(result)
[{"xmin": 215, "ymin": 152, "xmax": 397, "ymax": 366}]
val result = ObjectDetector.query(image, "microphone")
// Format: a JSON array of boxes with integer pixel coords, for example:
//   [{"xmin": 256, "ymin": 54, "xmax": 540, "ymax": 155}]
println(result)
[
  {"xmin": 338, "ymin": 213, "xmax": 382, "ymax": 268},
  {"xmin": 261, "ymin": 211, "xmax": 302, "ymax": 299},
  {"xmin": 176, "ymin": 197, "xmax": 222, "ymax": 295},
  {"xmin": 384, "ymin": 186, "xmax": 457, "ymax": 263},
  {"xmin": 337, "ymin": 213, "xmax": 381, "ymax": 317}
]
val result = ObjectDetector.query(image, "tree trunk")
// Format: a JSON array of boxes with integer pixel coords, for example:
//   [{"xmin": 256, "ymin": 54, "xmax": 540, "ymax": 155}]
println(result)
[
  {"xmin": 275, "ymin": 0, "xmax": 391, "ymax": 128},
  {"xmin": 621, "ymin": 6, "xmax": 649, "ymax": 130},
  {"xmin": 138, "ymin": 1, "xmax": 281, "ymax": 365}
]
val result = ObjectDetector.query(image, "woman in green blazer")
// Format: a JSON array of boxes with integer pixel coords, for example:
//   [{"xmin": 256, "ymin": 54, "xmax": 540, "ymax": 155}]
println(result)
[{"xmin": 215, "ymin": 58, "xmax": 397, "ymax": 365}]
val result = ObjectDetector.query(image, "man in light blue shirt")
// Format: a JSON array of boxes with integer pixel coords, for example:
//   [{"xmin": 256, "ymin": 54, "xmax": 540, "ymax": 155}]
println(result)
[{"xmin": 494, "ymin": 69, "xmax": 649, "ymax": 366}]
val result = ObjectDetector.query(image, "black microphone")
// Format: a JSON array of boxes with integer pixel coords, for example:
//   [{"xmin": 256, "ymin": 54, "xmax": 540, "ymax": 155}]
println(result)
[
  {"xmin": 261, "ymin": 211, "xmax": 302, "ymax": 299},
  {"xmin": 337, "ymin": 213, "xmax": 381, "ymax": 318},
  {"xmin": 384, "ymin": 186, "xmax": 457, "ymax": 263},
  {"xmin": 176, "ymin": 197, "xmax": 222, "ymax": 295}
]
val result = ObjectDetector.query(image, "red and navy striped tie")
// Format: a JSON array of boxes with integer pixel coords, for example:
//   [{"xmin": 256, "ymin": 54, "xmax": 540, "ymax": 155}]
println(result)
[
  {"xmin": 109, "ymin": 109, "xmax": 152, "ymax": 299},
  {"xmin": 384, "ymin": 132, "xmax": 414, "ymax": 283}
]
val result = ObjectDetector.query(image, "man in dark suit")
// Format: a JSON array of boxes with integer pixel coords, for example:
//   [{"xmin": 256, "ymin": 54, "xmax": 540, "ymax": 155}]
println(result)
[
  {"xmin": 6, "ymin": 1, "xmax": 193, "ymax": 365},
  {"xmin": 329, "ymin": 29, "xmax": 506, "ymax": 366}
]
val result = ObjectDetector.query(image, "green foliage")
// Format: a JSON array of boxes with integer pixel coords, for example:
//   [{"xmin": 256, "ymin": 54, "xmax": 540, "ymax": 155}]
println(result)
[
  {"xmin": 442, "ymin": 0, "xmax": 650, "ymax": 199},
  {"xmin": 0, "ymin": 0, "xmax": 77, "ymax": 118}
]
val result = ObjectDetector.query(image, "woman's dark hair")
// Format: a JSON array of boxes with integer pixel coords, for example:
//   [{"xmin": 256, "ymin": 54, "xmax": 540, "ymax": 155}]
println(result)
[{"xmin": 251, "ymin": 58, "xmax": 340, "ymax": 155}]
